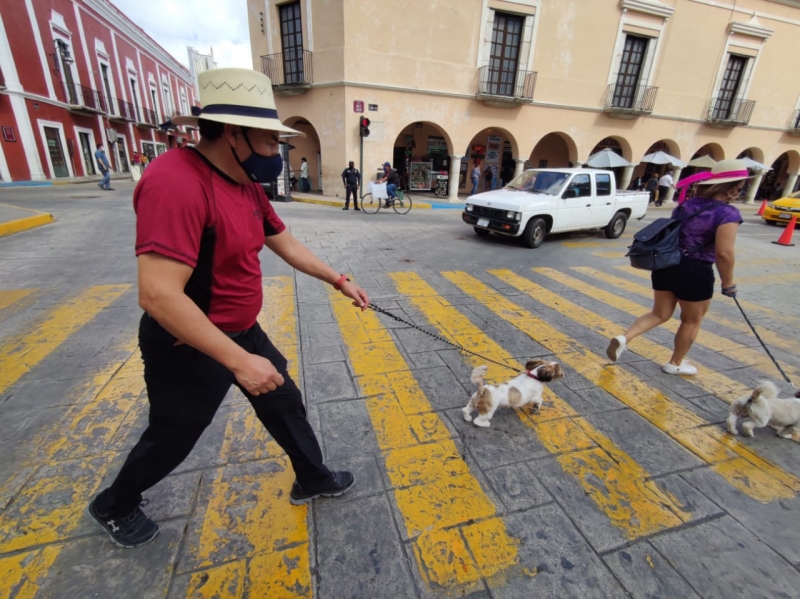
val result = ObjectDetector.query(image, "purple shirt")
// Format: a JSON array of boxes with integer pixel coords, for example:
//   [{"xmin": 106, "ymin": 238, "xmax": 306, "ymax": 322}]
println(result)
[{"xmin": 673, "ymin": 197, "xmax": 742, "ymax": 263}]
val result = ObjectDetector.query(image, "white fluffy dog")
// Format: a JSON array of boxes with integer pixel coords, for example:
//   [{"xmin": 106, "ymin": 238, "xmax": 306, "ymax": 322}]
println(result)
[
  {"xmin": 727, "ymin": 381, "xmax": 800, "ymax": 439},
  {"xmin": 462, "ymin": 359, "xmax": 564, "ymax": 428}
]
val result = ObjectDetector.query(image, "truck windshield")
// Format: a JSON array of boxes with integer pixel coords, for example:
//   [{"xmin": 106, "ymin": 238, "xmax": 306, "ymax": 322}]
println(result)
[{"xmin": 505, "ymin": 171, "xmax": 571, "ymax": 196}]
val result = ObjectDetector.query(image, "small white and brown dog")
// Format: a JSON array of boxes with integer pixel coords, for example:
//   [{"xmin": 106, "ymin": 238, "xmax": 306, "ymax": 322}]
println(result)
[
  {"xmin": 462, "ymin": 359, "xmax": 564, "ymax": 428},
  {"xmin": 727, "ymin": 381, "xmax": 800, "ymax": 439}
]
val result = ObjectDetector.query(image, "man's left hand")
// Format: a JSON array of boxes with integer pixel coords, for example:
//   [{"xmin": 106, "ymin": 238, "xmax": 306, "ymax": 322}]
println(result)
[{"xmin": 341, "ymin": 280, "xmax": 369, "ymax": 311}]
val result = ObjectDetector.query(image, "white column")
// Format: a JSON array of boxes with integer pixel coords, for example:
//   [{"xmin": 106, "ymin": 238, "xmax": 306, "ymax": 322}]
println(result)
[
  {"xmin": 783, "ymin": 172, "xmax": 799, "ymax": 197},
  {"xmin": 620, "ymin": 165, "xmax": 636, "ymax": 191},
  {"xmin": 572, "ymin": 160, "xmax": 585, "ymax": 168},
  {"xmin": 743, "ymin": 171, "xmax": 764, "ymax": 205},
  {"xmin": 513, "ymin": 158, "xmax": 525, "ymax": 179},
  {"xmin": 664, "ymin": 167, "xmax": 683, "ymax": 203},
  {"xmin": 448, "ymin": 155, "xmax": 463, "ymax": 203}
]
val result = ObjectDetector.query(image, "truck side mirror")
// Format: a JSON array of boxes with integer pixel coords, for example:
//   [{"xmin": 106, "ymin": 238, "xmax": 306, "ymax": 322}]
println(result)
[{"xmin": 562, "ymin": 188, "xmax": 577, "ymax": 199}]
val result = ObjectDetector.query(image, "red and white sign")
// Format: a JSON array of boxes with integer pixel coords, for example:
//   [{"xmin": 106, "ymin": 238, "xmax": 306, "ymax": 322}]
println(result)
[{"xmin": 353, "ymin": 101, "xmax": 364, "ymax": 113}]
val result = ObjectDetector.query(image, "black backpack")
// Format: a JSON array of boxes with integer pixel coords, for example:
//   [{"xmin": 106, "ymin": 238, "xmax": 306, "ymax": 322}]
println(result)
[{"xmin": 626, "ymin": 205, "xmax": 715, "ymax": 271}]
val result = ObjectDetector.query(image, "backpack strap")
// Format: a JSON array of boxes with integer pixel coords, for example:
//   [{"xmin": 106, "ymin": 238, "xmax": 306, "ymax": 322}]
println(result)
[{"xmin": 675, "ymin": 203, "xmax": 717, "ymax": 256}]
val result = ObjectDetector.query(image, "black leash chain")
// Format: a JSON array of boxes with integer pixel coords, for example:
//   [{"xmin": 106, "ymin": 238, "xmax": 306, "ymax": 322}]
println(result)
[
  {"xmin": 367, "ymin": 303, "xmax": 520, "ymax": 374},
  {"xmin": 734, "ymin": 297, "xmax": 800, "ymax": 398}
]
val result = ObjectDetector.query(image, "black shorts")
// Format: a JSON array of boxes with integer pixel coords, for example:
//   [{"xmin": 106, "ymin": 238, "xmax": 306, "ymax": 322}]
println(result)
[{"xmin": 651, "ymin": 257, "xmax": 715, "ymax": 302}]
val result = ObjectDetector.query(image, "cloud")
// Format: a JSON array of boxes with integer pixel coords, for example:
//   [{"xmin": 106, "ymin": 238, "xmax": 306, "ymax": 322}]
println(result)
[{"xmin": 108, "ymin": 0, "xmax": 253, "ymax": 70}]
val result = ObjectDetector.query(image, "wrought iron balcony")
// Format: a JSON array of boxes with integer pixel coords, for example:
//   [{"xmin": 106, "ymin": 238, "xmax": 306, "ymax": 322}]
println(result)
[
  {"xmin": 260, "ymin": 50, "xmax": 313, "ymax": 94},
  {"xmin": 790, "ymin": 109, "xmax": 800, "ymax": 136},
  {"xmin": 604, "ymin": 83, "xmax": 658, "ymax": 117},
  {"xmin": 137, "ymin": 106, "xmax": 159, "ymax": 128},
  {"xmin": 706, "ymin": 96, "xmax": 755, "ymax": 127},
  {"xmin": 108, "ymin": 98, "xmax": 137, "ymax": 123},
  {"xmin": 63, "ymin": 82, "xmax": 107, "ymax": 114},
  {"xmin": 476, "ymin": 66, "xmax": 536, "ymax": 107}
]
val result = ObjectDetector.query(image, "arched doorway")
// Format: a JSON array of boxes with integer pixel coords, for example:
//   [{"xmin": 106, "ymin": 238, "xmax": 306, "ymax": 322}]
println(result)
[
  {"xmin": 763, "ymin": 151, "xmax": 800, "ymax": 199},
  {"xmin": 462, "ymin": 127, "xmax": 520, "ymax": 193},
  {"xmin": 737, "ymin": 147, "xmax": 765, "ymax": 163},
  {"xmin": 283, "ymin": 117, "xmax": 321, "ymax": 193},
  {"xmin": 692, "ymin": 143, "xmax": 724, "ymax": 161},
  {"xmin": 589, "ymin": 136, "xmax": 633, "ymax": 188},
  {"xmin": 529, "ymin": 132, "xmax": 578, "ymax": 170},
  {"xmin": 392, "ymin": 121, "xmax": 453, "ymax": 193}
]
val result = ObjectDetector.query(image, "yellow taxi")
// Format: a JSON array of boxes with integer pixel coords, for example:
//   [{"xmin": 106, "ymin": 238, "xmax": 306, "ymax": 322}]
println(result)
[{"xmin": 762, "ymin": 191, "xmax": 800, "ymax": 225}]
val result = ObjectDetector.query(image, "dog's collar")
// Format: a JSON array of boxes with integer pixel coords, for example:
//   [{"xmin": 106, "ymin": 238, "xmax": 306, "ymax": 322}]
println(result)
[{"xmin": 526, "ymin": 369, "xmax": 540, "ymax": 380}]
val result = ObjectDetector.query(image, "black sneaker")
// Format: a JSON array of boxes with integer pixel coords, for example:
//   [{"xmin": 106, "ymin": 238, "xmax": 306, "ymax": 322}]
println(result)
[
  {"xmin": 88, "ymin": 496, "xmax": 159, "ymax": 548},
  {"xmin": 289, "ymin": 471, "xmax": 355, "ymax": 505}
]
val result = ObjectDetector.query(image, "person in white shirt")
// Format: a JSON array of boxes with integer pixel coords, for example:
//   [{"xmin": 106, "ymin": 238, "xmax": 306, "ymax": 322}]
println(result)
[
  {"xmin": 300, "ymin": 157, "xmax": 310, "ymax": 192},
  {"xmin": 656, "ymin": 172, "xmax": 674, "ymax": 206}
]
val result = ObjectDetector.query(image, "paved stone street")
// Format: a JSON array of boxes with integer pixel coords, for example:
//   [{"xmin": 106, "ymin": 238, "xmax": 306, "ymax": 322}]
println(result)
[{"xmin": 1, "ymin": 182, "xmax": 799, "ymax": 599}]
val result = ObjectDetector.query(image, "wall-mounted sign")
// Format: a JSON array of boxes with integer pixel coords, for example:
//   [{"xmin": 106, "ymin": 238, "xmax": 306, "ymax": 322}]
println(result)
[
  {"xmin": 2, "ymin": 126, "xmax": 16, "ymax": 142},
  {"xmin": 353, "ymin": 100, "xmax": 364, "ymax": 113},
  {"xmin": 368, "ymin": 104, "xmax": 378, "ymax": 111}
]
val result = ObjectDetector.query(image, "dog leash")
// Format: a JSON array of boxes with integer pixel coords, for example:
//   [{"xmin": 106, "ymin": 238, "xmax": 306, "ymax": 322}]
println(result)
[
  {"xmin": 733, "ymin": 297, "xmax": 800, "ymax": 398},
  {"xmin": 367, "ymin": 302, "xmax": 521, "ymax": 374}
]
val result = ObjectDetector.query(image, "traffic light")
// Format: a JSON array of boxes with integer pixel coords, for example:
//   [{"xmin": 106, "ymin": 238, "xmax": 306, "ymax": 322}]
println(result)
[{"xmin": 359, "ymin": 116, "xmax": 371, "ymax": 138}]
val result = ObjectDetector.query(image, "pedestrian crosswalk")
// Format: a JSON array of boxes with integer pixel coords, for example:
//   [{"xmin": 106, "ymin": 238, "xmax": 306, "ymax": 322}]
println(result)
[{"xmin": 0, "ymin": 266, "xmax": 798, "ymax": 597}]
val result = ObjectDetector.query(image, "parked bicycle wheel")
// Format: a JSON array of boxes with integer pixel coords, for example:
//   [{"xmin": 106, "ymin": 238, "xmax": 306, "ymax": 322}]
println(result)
[
  {"xmin": 393, "ymin": 192, "xmax": 412, "ymax": 214},
  {"xmin": 360, "ymin": 193, "xmax": 381, "ymax": 214}
]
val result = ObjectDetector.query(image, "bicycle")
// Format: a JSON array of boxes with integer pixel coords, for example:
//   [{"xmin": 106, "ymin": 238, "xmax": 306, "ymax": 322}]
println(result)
[{"xmin": 361, "ymin": 188, "xmax": 413, "ymax": 214}]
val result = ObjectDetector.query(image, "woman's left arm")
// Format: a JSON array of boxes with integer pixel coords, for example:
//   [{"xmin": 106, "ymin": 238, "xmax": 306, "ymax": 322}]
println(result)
[{"xmin": 715, "ymin": 222, "xmax": 739, "ymax": 291}]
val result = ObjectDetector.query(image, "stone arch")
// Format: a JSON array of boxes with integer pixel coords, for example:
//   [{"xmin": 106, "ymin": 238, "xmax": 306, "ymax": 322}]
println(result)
[
  {"xmin": 642, "ymin": 139, "xmax": 682, "ymax": 161},
  {"xmin": 460, "ymin": 126, "xmax": 521, "ymax": 191},
  {"xmin": 589, "ymin": 135, "xmax": 633, "ymax": 162},
  {"xmin": 737, "ymin": 147, "xmax": 765, "ymax": 163},
  {"xmin": 692, "ymin": 143, "xmax": 724, "ymax": 161},
  {"xmin": 529, "ymin": 132, "xmax": 579, "ymax": 169},
  {"xmin": 391, "ymin": 121, "xmax": 454, "ymax": 191},
  {"xmin": 282, "ymin": 116, "xmax": 321, "ymax": 192}
]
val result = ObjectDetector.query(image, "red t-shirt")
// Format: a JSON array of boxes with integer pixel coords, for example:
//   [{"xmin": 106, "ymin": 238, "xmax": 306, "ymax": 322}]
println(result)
[{"xmin": 134, "ymin": 148, "xmax": 286, "ymax": 332}]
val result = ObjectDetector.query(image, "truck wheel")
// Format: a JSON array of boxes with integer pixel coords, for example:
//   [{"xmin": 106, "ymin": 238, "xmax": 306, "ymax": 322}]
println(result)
[
  {"xmin": 474, "ymin": 227, "xmax": 490, "ymax": 237},
  {"xmin": 522, "ymin": 217, "xmax": 546, "ymax": 248},
  {"xmin": 605, "ymin": 212, "xmax": 628, "ymax": 239}
]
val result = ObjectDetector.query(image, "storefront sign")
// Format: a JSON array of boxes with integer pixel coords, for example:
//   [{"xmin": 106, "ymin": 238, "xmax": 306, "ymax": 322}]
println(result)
[
  {"xmin": 486, "ymin": 135, "xmax": 502, "ymax": 163},
  {"xmin": 353, "ymin": 101, "xmax": 364, "ymax": 113},
  {"xmin": 368, "ymin": 104, "xmax": 378, "ymax": 111},
  {"xmin": 2, "ymin": 126, "xmax": 16, "ymax": 142}
]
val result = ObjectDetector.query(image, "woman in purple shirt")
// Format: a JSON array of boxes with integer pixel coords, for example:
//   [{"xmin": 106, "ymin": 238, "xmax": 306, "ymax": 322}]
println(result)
[{"xmin": 606, "ymin": 159, "xmax": 750, "ymax": 375}]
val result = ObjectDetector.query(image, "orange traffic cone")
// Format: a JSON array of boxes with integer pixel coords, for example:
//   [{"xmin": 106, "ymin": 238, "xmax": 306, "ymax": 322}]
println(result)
[
  {"xmin": 756, "ymin": 199, "xmax": 767, "ymax": 216},
  {"xmin": 772, "ymin": 215, "xmax": 797, "ymax": 247}
]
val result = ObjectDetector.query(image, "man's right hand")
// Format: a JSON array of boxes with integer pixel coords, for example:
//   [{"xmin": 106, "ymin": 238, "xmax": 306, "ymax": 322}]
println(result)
[{"xmin": 231, "ymin": 353, "xmax": 285, "ymax": 396}]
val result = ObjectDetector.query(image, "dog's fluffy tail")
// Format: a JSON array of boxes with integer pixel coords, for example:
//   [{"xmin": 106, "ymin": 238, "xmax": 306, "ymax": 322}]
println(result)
[
  {"xmin": 752, "ymin": 380, "xmax": 779, "ymax": 402},
  {"xmin": 471, "ymin": 365, "xmax": 488, "ymax": 389}
]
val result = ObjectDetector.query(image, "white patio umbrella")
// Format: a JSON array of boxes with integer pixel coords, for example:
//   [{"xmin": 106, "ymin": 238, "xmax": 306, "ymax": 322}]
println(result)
[
  {"xmin": 740, "ymin": 157, "xmax": 772, "ymax": 171},
  {"xmin": 641, "ymin": 150, "xmax": 687, "ymax": 168},
  {"xmin": 687, "ymin": 155, "xmax": 717, "ymax": 169},
  {"xmin": 586, "ymin": 148, "xmax": 633, "ymax": 168}
]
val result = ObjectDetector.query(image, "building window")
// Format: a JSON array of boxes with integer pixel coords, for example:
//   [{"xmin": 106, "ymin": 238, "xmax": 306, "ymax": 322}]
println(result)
[
  {"xmin": 43, "ymin": 126, "xmax": 70, "ymax": 178},
  {"xmin": 612, "ymin": 35, "xmax": 648, "ymax": 109},
  {"xmin": 150, "ymin": 84, "xmax": 160, "ymax": 119},
  {"xmin": 55, "ymin": 39, "xmax": 78, "ymax": 104},
  {"xmin": 487, "ymin": 13, "xmax": 523, "ymax": 97},
  {"xmin": 713, "ymin": 54, "xmax": 747, "ymax": 120},
  {"xmin": 596, "ymin": 173, "xmax": 612, "ymax": 196},
  {"xmin": 162, "ymin": 81, "xmax": 173, "ymax": 116},
  {"xmin": 279, "ymin": 1, "xmax": 304, "ymax": 84},
  {"xmin": 100, "ymin": 63, "xmax": 114, "ymax": 113},
  {"xmin": 129, "ymin": 77, "xmax": 141, "ymax": 121},
  {"xmin": 78, "ymin": 131, "xmax": 96, "ymax": 176}
]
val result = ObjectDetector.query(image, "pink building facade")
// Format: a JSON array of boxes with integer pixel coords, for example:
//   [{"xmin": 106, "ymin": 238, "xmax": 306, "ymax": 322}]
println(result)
[{"xmin": 0, "ymin": 0, "xmax": 197, "ymax": 182}]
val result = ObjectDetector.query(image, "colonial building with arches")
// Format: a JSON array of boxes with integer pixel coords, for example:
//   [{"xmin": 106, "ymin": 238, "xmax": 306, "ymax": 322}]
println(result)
[{"xmin": 248, "ymin": 0, "xmax": 800, "ymax": 202}]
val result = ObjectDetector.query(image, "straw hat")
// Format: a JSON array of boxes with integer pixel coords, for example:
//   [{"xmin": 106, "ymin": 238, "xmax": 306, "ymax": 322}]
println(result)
[
  {"xmin": 694, "ymin": 159, "xmax": 753, "ymax": 185},
  {"xmin": 172, "ymin": 68, "xmax": 303, "ymax": 137}
]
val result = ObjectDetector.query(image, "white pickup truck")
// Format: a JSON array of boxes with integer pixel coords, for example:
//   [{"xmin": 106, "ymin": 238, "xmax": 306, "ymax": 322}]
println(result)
[{"xmin": 462, "ymin": 168, "xmax": 649, "ymax": 248}]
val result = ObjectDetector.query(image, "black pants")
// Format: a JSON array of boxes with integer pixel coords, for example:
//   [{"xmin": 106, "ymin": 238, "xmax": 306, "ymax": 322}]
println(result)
[
  {"xmin": 344, "ymin": 185, "xmax": 358, "ymax": 208},
  {"xmin": 95, "ymin": 314, "xmax": 332, "ymax": 517},
  {"xmin": 656, "ymin": 185, "xmax": 669, "ymax": 205}
]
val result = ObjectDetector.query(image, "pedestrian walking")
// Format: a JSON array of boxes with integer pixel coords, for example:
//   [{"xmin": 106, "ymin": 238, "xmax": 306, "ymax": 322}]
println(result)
[
  {"xmin": 88, "ymin": 67, "xmax": 370, "ymax": 549},
  {"xmin": 606, "ymin": 159, "xmax": 749, "ymax": 376},
  {"xmin": 645, "ymin": 173, "xmax": 659, "ymax": 203},
  {"xmin": 491, "ymin": 164, "xmax": 499, "ymax": 190},
  {"xmin": 655, "ymin": 171, "xmax": 674, "ymax": 206},
  {"xmin": 95, "ymin": 144, "xmax": 114, "ymax": 190},
  {"xmin": 341, "ymin": 160, "xmax": 361, "ymax": 210},
  {"xmin": 470, "ymin": 160, "xmax": 481, "ymax": 195},
  {"xmin": 140, "ymin": 153, "xmax": 149, "ymax": 170},
  {"xmin": 300, "ymin": 157, "xmax": 310, "ymax": 192}
]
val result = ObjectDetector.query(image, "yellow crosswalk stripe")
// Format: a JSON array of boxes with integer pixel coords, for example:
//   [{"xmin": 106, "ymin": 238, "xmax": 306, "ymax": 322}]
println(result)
[
  {"xmin": 578, "ymin": 266, "xmax": 800, "ymax": 362},
  {"xmin": 184, "ymin": 277, "xmax": 311, "ymax": 599},
  {"xmin": 0, "ymin": 289, "xmax": 35, "ymax": 312},
  {"xmin": 0, "ymin": 285, "xmax": 130, "ymax": 394},
  {"xmin": 391, "ymin": 271, "xmax": 689, "ymax": 540},
  {"xmin": 615, "ymin": 265, "xmax": 800, "ymax": 332},
  {"xmin": 470, "ymin": 269, "xmax": 799, "ymax": 502},
  {"xmin": 329, "ymin": 281, "xmax": 518, "ymax": 593},
  {"xmin": 735, "ymin": 272, "xmax": 800, "ymax": 285}
]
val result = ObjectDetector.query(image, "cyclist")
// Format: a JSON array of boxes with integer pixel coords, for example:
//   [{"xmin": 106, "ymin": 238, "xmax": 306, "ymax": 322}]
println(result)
[{"xmin": 378, "ymin": 161, "xmax": 400, "ymax": 208}]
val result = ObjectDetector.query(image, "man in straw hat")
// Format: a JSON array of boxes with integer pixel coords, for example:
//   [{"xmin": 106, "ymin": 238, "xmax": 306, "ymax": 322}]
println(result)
[{"xmin": 88, "ymin": 68, "xmax": 369, "ymax": 548}]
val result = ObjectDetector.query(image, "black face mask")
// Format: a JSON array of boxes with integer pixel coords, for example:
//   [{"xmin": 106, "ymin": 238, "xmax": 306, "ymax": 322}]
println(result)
[{"xmin": 232, "ymin": 129, "xmax": 283, "ymax": 183}]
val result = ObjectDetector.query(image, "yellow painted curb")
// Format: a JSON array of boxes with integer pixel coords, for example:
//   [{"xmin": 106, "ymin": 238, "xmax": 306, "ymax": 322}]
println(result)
[
  {"xmin": 0, "ymin": 213, "xmax": 54, "ymax": 238},
  {"xmin": 291, "ymin": 195, "xmax": 432, "ymax": 209}
]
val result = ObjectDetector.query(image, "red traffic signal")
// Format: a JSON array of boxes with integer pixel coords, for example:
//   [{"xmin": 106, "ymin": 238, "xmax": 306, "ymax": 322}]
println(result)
[{"xmin": 359, "ymin": 117, "xmax": 371, "ymax": 138}]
